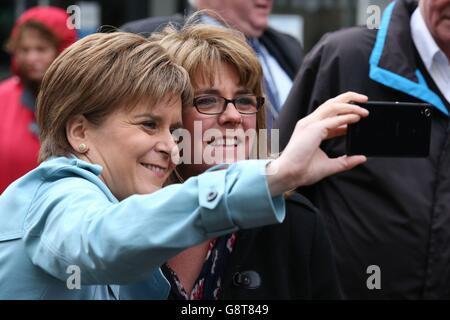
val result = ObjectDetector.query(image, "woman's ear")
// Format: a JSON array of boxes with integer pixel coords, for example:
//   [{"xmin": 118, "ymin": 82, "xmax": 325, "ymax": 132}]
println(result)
[{"xmin": 66, "ymin": 115, "xmax": 90, "ymax": 154}]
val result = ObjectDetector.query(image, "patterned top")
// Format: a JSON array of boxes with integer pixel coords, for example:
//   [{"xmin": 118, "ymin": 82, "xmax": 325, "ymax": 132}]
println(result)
[{"xmin": 162, "ymin": 233, "xmax": 237, "ymax": 300}]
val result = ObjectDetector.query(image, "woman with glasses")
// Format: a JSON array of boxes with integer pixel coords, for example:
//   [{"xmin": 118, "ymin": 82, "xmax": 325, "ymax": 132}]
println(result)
[{"xmin": 153, "ymin": 23, "xmax": 368, "ymax": 299}]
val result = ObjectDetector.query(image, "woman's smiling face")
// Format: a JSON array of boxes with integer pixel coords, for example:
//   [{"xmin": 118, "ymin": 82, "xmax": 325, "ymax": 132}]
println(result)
[
  {"xmin": 81, "ymin": 96, "xmax": 182, "ymax": 200},
  {"xmin": 180, "ymin": 62, "xmax": 258, "ymax": 177}
]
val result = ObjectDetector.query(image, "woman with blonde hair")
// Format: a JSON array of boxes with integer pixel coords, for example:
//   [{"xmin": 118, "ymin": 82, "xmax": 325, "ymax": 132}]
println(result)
[{"xmin": 152, "ymin": 23, "xmax": 369, "ymax": 299}]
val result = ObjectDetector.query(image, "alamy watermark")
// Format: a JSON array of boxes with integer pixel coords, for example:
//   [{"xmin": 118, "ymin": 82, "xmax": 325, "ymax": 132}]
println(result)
[
  {"xmin": 66, "ymin": 5, "xmax": 81, "ymax": 30},
  {"xmin": 172, "ymin": 124, "xmax": 279, "ymax": 163},
  {"xmin": 366, "ymin": 265, "xmax": 381, "ymax": 290},
  {"xmin": 367, "ymin": 5, "xmax": 382, "ymax": 30},
  {"xmin": 169, "ymin": 123, "xmax": 281, "ymax": 174},
  {"xmin": 66, "ymin": 4, "xmax": 383, "ymax": 31},
  {"xmin": 66, "ymin": 265, "xmax": 81, "ymax": 290}
]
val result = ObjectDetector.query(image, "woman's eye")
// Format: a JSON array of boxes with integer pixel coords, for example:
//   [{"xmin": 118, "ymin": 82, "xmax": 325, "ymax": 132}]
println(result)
[
  {"xmin": 196, "ymin": 96, "xmax": 218, "ymax": 107},
  {"xmin": 142, "ymin": 121, "xmax": 157, "ymax": 130},
  {"xmin": 236, "ymin": 96, "xmax": 256, "ymax": 106}
]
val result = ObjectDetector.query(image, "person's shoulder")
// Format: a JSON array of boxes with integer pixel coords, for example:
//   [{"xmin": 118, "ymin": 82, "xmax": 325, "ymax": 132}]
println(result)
[
  {"xmin": 120, "ymin": 14, "xmax": 184, "ymax": 35},
  {"xmin": 316, "ymin": 26, "xmax": 376, "ymax": 55},
  {"xmin": 325, "ymin": 25, "xmax": 375, "ymax": 42},
  {"xmin": 11, "ymin": 156, "xmax": 108, "ymax": 202},
  {"xmin": 37, "ymin": 156, "xmax": 101, "ymax": 180},
  {"xmin": 0, "ymin": 157, "xmax": 101, "ymax": 235},
  {"xmin": 20, "ymin": 157, "xmax": 115, "ymax": 219},
  {"xmin": 264, "ymin": 27, "xmax": 301, "ymax": 43},
  {"xmin": 262, "ymin": 27, "xmax": 302, "ymax": 50},
  {"xmin": 302, "ymin": 26, "xmax": 376, "ymax": 71},
  {"xmin": 0, "ymin": 76, "xmax": 20, "ymax": 94}
]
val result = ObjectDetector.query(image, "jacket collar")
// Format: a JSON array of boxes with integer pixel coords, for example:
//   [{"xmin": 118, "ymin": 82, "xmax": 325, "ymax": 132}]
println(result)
[{"xmin": 369, "ymin": 0, "xmax": 448, "ymax": 116}]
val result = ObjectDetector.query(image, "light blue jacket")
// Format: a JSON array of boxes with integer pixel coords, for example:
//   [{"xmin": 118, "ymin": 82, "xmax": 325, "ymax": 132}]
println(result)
[{"xmin": 0, "ymin": 156, "xmax": 284, "ymax": 299}]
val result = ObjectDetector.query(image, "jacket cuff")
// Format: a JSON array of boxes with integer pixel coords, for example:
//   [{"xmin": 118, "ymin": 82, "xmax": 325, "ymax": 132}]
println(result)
[{"xmin": 198, "ymin": 160, "xmax": 285, "ymax": 237}]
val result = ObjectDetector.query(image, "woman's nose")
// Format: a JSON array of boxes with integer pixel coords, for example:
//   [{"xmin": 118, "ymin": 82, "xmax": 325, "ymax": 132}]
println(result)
[
  {"xmin": 219, "ymin": 102, "xmax": 243, "ymax": 126},
  {"xmin": 156, "ymin": 130, "xmax": 178, "ymax": 158}
]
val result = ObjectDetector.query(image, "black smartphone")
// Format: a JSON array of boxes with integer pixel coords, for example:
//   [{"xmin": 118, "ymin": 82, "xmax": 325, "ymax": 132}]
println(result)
[{"xmin": 346, "ymin": 101, "xmax": 433, "ymax": 157}]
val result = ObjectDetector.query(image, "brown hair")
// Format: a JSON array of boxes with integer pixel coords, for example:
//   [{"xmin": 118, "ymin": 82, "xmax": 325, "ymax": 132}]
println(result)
[
  {"xmin": 150, "ymin": 19, "xmax": 266, "ymax": 133},
  {"xmin": 37, "ymin": 32, "xmax": 193, "ymax": 162},
  {"xmin": 5, "ymin": 20, "xmax": 59, "ymax": 53}
]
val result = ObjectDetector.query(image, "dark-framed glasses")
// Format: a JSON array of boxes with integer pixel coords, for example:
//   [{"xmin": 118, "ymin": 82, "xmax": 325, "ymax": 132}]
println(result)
[{"xmin": 193, "ymin": 94, "xmax": 265, "ymax": 115}]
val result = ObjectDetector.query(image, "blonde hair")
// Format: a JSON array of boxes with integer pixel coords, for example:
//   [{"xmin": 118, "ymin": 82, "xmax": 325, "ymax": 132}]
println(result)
[
  {"xmin": 150, "ymin": 19, "xmax": 266, "ymax": 133},
  {"xmin": 37, "ymin": 32, "xmax": 193, "ymax": 162}
]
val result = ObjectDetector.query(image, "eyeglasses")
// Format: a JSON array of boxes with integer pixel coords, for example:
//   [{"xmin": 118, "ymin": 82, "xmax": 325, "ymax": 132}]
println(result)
[{"xmin": 193, "ymin": 94, "xmax": 265, "ymax": 115}]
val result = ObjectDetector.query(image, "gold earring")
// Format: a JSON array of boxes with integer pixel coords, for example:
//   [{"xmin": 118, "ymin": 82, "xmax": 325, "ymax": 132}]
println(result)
[{"xmin": 78, "ymin": 143, "xmax": 88, "ymax": 153}]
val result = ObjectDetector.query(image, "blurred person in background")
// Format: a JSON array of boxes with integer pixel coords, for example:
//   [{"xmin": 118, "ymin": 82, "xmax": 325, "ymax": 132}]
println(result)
[
  {"xmin": 121, "ymin": 0, "xmax": 303, "ymax": 129},
  {"xmin": 0, "ymin": 6, "xmax": 77, "ymax": 193}
]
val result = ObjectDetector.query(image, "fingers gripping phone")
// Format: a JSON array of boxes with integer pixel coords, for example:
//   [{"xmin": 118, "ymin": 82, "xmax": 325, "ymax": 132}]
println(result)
[{"xmin": 346, "ymin": 101, "xmax": 433, "ymax": 157}]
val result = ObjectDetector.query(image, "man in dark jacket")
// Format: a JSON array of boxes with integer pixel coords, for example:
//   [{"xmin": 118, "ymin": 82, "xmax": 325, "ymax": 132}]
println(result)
[
  {"xmin": 276, "ymin": 0, "xmax": 450, "ymax": 299},
  {"xmin": 121, "ymin": 0, "xmax": 303, "ymax": 129}
]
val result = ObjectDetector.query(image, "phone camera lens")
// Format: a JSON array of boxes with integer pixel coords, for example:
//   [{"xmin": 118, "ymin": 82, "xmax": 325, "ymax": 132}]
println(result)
[{"xmin": 424, "ymin": 108, "xmax": 432, "ymax": 117}]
